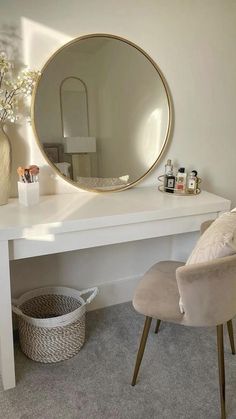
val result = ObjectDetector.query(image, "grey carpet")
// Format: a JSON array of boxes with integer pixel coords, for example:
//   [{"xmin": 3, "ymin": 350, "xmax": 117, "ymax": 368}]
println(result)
[{"xmin": 1, "ymin": 302, "xmax": 236, "ymax": 419}]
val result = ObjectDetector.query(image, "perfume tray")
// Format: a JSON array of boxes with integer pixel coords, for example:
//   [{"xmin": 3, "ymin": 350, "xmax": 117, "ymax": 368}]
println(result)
[{"xmin": 158, "ymin": 175, "xmax": 201, "ymax": 196}]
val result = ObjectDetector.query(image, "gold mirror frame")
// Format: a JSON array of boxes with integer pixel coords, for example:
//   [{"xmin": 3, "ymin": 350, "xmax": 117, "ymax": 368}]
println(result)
[{"xmin": 31, "ymin": 33, "xmax": 172, "ymax": 193}]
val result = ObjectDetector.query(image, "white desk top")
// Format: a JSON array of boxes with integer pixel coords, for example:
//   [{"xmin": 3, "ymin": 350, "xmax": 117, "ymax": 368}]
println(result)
[{"xmin": 0, "ymin": 187, "xmax": 230, "ymax": 241}]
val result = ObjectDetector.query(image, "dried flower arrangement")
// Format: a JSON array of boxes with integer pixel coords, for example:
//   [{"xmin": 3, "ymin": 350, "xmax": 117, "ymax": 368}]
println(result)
[{"xmin": 0, "ymin": 51, "xmax": 40, "ymax": 123}]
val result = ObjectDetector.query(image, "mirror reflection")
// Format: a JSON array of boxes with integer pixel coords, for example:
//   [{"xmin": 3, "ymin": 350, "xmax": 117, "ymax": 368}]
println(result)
[
  {"xmin": 33, "ymin": 35, "xmax": 171, "ymax": 191},
  {"xmin": 61, "ymin": 77, "xmax": 89, "ymax": 138}
]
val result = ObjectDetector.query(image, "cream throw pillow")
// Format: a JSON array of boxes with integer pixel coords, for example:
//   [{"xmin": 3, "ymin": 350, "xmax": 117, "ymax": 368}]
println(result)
[
  {"xmin": 179, "ymin": 211, "xmax": 236, "ymax": 313},
  {"xmin": 186, "ymin": 212, "xmax": 236, "ymax": 264}
]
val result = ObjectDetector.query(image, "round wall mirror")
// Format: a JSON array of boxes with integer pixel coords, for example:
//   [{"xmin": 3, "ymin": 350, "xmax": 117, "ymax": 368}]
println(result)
[{"xmin": 32, "ymin": 34, "xmax": 171, "ymax": 192}]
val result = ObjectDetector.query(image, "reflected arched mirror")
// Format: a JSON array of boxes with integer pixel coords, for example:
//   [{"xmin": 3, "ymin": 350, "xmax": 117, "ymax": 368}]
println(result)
[
  {"xmin": 32, "ymin": 34, "xmax": 171, "ymax": 192},
  {"xmin": 60, "ymin": 77, "xmax": 89, "ymax": 138}
]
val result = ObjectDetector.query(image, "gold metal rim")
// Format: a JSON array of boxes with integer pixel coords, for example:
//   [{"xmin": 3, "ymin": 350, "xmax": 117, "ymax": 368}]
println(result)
[{"xmin": 31, "ymin": 33, "xmax": 172, "ymax": 193}]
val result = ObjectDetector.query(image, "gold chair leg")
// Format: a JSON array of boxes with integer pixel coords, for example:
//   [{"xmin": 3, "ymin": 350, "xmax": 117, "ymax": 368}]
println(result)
[
  {"xmin": 217, "ymin": 325, "xmax": 226, "ymax": 419},
  {"xmin": 131, "ymin": 316, "xmax": 152, "ymax": 386},
  {"xmin": 227, "ymin": 320, "xmax": 235, "ymax": 355},
  {"xmin": 154, "ymin": 319, "xmax": 161, "ymax": 334}
]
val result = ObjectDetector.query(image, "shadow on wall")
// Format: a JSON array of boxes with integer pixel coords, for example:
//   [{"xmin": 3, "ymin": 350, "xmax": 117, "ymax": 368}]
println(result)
[
  {"xmin": 0, "ymin": 23, "xmax": 60, "ymax": 198},
  {"xmin": 10, "ymin": 253, "xmax": 62, "ymax": 299},
  {"xmin": 0, "ymin": 23, "xmax": 22, "ymax": 63},
  {"xmin": 6, "ymin": 124, "xmax": 29, "ymax": 197},
  {"xmin": 0, "ymin": 24, "xmax": 30, "ymax": 197}
]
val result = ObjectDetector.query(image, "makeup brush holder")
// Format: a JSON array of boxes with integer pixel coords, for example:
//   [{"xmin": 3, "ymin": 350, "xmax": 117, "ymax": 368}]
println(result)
[{"xmin": 18, "ymin": 182, "xmax": 40, "ymax": 206}]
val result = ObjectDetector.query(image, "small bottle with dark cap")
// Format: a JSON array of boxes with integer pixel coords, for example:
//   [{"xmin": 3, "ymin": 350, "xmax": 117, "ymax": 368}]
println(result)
[{"xmin": 164, "ymin": 159, "xmax": 175, "ymax": 193}]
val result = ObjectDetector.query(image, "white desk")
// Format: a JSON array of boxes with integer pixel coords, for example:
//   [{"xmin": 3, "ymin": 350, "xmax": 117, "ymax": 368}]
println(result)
[{"xmin": 0, "ymin": 187, "xmax": 231, "ymax": 390}]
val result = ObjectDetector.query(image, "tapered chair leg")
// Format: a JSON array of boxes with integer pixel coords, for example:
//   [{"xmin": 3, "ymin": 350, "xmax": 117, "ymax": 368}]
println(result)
[
  {"xmin": 155, "ymin": 319, "xmax": 161, "ymax": 334},
  {"xmin": 217, "ymin": 325, "xmax": 226, "ymax": 419},
  {"xmin": 227, "ymin": 320, "xmax": 235, "ymax": 355},
  {"xmin": 131, "ymin": 316, "xmax": 152, "ymax": 386}
]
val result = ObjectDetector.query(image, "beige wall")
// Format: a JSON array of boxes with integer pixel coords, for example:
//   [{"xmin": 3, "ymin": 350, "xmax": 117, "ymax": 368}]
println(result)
[
  {"xmin": 1, "ymin": 0, "xmax": 236, "ymax": 303},
  {"xmin": 1, "ymin": 0, "xmax": 236, "ymax": 203}
]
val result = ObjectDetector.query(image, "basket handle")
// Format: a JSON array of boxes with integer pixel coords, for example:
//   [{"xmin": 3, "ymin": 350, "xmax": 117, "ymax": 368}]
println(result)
[
  {"xmin": 12, "ymin": 299, "xmax": 28, "ymax": 319},
  {"xmin": 11, "ymin": 288, "xmax": 98, "ymax": 318},
  {"xmin": 79, "ymin": 287, "xmax": 98, "ymax": 304}
]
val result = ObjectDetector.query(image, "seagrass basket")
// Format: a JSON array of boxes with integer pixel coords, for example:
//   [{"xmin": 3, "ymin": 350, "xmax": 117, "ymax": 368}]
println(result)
[{"xmin": 12, "ymin": 286, "xmax": 98, "ymax": 363}]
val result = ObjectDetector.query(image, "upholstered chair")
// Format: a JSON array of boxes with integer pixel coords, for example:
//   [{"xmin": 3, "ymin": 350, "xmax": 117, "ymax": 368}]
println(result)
[{"xmin": 131, "ymin": 220, "xmax": 236, "ymax": 419}]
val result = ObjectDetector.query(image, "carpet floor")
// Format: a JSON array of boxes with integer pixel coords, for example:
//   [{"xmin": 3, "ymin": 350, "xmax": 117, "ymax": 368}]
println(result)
[{"xmin": 1, "ymin": 302, "xmax": 236, "ymax": 419}]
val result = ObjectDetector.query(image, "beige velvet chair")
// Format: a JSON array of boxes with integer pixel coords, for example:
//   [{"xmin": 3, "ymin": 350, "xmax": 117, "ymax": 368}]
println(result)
[{"xmin": 131, "ymin": 221, "xmax": 236, "ymax": 419}]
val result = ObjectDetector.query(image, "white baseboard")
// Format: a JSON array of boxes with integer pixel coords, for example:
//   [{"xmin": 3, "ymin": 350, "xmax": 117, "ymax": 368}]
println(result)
[{"xmin": 87, "ymin": 274, "xmax": 142, "ymax": 311}]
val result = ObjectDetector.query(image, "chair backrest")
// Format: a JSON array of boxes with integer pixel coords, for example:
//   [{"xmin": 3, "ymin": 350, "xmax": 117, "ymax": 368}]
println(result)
[{"xmin": 176, "ymin": 254, "xmax": 236, "ymax": 327}]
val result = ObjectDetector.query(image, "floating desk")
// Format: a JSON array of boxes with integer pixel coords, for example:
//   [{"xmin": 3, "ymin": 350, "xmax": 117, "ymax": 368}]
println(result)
[{"xmin": 0, "ymin": 187, "xmax": 231, "ymax": 390}]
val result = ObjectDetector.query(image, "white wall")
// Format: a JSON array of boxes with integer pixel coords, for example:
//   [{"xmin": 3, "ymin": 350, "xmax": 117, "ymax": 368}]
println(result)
[
  {"xmin": 1, "ymin": 0, "xmax": 235, "ymax": 202},
  {"xmin": 1, "ymin": 0, "xmax": 236, "ymax": 307},
  {"xmin": 0, "ymin": 0, "xmax": 236, "ymax": 201}
]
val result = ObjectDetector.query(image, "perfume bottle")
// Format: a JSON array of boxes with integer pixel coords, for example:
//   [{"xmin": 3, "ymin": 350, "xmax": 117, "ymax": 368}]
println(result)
[
  {"xmin": 187, "ymin": 170, "xmax": 198, "ymax": 194},
  {"xmin": 165, "ymin": 159, "xmax": 172, "ymax": 174},
  {"xmin": 176, "ymin": 167, "xmax": 187, "ymax": 193},
  {"xmin": 164, "ymin": 159, "xmax": 175, "ymax": 193}
]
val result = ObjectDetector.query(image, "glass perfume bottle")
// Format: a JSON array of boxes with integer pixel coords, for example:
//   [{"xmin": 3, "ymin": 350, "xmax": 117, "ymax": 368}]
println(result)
[
  {"xmin": 187, "ymin": 170, "xmax": 198, "ymax": 194},
  {"xmin": 164, "ymin": 159, "xmax": 175, "ymax": 193}
]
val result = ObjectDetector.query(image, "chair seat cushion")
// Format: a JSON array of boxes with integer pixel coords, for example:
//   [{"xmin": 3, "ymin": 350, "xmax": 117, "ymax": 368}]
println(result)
[{"xmin": 133, "ymin": 261, "xmax": 184, "ymax": 323}]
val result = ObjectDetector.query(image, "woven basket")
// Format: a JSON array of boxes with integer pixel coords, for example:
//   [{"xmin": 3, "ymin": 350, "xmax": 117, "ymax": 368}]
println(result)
[{"xmin": 12, "ymin": 286, "xmax": 98, "ymax": 363}]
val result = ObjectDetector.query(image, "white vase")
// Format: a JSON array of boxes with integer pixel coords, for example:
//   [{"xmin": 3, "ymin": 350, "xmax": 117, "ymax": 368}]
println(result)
[{"xmin": 0, "ymin": 124, "xmax": 11, "ymax": 205}]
